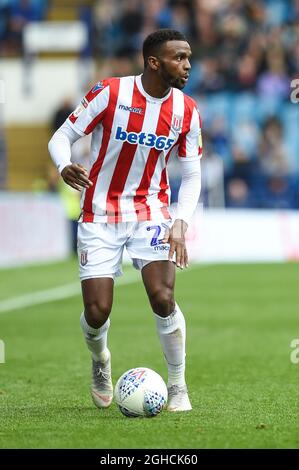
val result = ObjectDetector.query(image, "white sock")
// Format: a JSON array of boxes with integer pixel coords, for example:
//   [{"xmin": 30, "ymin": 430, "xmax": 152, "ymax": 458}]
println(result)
[
  {"xmin": 154, "ymin": 303, "xmax": 186, "ymax": 387},
  {"xmin": 80, "ymin": 312, "xmax": 110, "ymax": 362}
]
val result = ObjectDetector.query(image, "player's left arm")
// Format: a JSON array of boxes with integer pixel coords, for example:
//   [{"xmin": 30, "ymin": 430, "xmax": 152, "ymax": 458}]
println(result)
[
  {"xmin": 163, "ymin": 159, "xmax": 201, "ymax": 268},
  {"xmin": 163, "ymin": 104, "xmax": 202, "ymax": 269}
]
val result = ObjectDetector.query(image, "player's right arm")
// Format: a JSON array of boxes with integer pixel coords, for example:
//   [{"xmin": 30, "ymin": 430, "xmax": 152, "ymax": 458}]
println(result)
[
  {"xmin": 48, "ymin": 80, "xmax": 110, "ymax": 190},
  {"xmin": 48, "ymin": 122, "xmax": 92, "ymax": 190}
]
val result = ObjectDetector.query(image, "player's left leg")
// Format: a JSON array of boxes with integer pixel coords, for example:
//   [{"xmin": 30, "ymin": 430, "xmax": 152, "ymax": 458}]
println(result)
[{"xmin": 141, "ymin": 261, "xmax": 192, "ymax": 412}]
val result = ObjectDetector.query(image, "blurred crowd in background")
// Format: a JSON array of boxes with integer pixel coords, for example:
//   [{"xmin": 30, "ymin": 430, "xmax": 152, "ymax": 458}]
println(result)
[{"xmin": 1, "ymin": 0, "xmax": 299, "ymax": 210}]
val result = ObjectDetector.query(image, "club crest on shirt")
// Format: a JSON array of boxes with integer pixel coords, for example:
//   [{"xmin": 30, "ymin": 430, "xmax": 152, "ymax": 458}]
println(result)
[
  {"xmin": 171, "ymin": 114, "xmax": 183, "ymax": 132},
  {"xmin": 80, "ymin": 250, "xmax": 88, "ymax": 266}
]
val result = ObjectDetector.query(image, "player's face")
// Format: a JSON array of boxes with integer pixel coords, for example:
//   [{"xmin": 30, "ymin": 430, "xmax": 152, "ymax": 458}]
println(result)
[{"xmin": 157, "ymin": 40, "xmax": 192, "ymax": 90}]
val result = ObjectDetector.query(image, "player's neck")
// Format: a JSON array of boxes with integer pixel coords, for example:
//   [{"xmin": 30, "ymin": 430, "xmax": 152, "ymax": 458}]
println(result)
[{"xmin": 141, "ymin": 72, "xmax": 171, "ymax": 99}]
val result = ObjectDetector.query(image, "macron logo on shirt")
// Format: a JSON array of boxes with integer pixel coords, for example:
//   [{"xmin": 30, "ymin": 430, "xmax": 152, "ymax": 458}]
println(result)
[
  {"xmin": 118, "ymin": 104, "xmax": 144, "ymax": 114},
  {"xmin": 115, "ymin": 126, "xmax": 175, "ymax": 151}
]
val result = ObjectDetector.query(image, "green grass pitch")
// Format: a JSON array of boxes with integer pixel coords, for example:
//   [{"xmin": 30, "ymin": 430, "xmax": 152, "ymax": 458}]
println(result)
[{"xmin": 0, "ymin": 259, "xmax": 299, "ymax": 449}]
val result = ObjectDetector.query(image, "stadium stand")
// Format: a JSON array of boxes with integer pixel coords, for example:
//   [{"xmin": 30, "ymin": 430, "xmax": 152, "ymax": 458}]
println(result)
[{"xmin": 0, "ymin": 0, "xmax": 299, "ymax": 207}]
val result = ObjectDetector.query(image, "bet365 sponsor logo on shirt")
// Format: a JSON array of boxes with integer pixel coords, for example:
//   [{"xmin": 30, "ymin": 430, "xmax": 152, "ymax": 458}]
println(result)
[{"xmin": 114, "ymin": 126, "xmax": 175, "ymax": 151}]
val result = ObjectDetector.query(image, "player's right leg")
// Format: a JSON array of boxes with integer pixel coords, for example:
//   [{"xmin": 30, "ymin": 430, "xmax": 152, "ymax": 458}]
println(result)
[
  {"xmin": 77, "ymin": 222, "xmax": 124, "ymax": 409},
  {"xmin": 81, "ymin": 277, "xmax": 114, "ymax": 408}
]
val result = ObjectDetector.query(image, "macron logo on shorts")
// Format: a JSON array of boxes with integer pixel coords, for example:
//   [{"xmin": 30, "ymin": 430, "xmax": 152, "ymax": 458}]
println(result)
[{"xmin": 114, "ymin": 126, "xmax": 175, "ymax": 151}]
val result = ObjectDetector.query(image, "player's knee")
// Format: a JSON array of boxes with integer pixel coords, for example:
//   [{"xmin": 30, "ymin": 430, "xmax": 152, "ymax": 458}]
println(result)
[
  {"xmin": 150, "ymin": 287, "xmax": 175, "ymax": 316},
  {"xmin": 84, "ymin": 300, "xmax": 111, "ymax": 328}
]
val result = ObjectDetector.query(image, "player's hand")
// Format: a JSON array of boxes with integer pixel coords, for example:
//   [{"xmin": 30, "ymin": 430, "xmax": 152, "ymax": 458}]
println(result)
[
  {"xmin": 162, "ymin": 219, "xmax": 189, "ymax": 269},
  {"xmin": 61, "ymin": 164, "xmax": 93, "ymax": 191}
]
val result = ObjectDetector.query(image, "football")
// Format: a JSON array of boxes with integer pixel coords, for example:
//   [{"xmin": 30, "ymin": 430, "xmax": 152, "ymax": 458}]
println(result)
[{"xmin": 114, "ymin": 367, "xmax": 168, "ymax": 417}]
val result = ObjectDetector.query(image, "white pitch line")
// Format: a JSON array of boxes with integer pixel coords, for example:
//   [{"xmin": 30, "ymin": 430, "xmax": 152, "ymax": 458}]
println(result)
[
  {"xmin": 0, "ymin": 272, "xmax": 140, "ymax": 314},
  {"xmin": 0, "ymin": 263, "xmax": 205, "ymax": 315}
]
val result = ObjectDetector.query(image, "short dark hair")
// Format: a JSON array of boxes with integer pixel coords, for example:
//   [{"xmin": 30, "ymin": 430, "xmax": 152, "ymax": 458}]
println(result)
[{"xmin": 143, "ymin": 29, "xmax": 188, "ymax": 68}]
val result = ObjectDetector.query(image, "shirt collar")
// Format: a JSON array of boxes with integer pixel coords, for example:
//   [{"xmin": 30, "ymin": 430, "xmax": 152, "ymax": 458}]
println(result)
[{"xmin": 135, "ymin": 74, "xmax": 172, "ymax": 103}]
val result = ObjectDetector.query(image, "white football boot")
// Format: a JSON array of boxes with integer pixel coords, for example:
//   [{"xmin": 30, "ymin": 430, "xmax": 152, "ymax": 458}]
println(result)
[
  {"xmin": 167, "ymin": 385, "xmax": 192, "ymax": 412},
  {"xmin": 91, "ymin": 350, "xmax": 113, "ymax": 408}
]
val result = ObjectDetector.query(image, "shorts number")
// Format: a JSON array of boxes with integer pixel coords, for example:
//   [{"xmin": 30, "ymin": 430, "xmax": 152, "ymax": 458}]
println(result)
[{"xmin": 147, "ymin": 224, "xmax": 169, "ymax": 247}]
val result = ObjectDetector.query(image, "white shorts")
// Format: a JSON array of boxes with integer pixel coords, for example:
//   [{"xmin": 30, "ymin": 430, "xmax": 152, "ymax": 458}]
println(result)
[{"xmin": 77, "ymin": 220, "xmax": 172, "ymax": 281}]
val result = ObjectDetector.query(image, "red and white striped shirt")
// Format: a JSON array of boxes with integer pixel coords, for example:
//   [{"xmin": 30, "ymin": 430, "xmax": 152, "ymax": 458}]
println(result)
[{"xmin": 68, "ymin": 74, "xmax": 202, "ymax": 223}]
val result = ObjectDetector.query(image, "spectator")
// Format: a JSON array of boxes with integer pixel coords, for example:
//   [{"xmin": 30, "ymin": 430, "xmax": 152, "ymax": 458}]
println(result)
[
  {"xmin": 226, "ymin": 178, "xmax": 252, "ymax": 208},
  {"xmin": 257, "ymin": 49, "xmax": 290, "ymax": 99},
  {"xmin": 257, "ymin": 117, "xmax": 290, "ymax": 177},
  {"xmin": 51, "ymin": 98, "xmax": 74, "ymax": 133},
  {"xmin": 9, "ymin": 0, "xmax": 48, "ymax": 54}
]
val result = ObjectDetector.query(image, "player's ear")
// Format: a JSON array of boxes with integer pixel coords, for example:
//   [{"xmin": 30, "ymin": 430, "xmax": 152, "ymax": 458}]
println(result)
[{"xmin": 147, "ymin": 56, "xmax": 160, "ymax": 71}]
